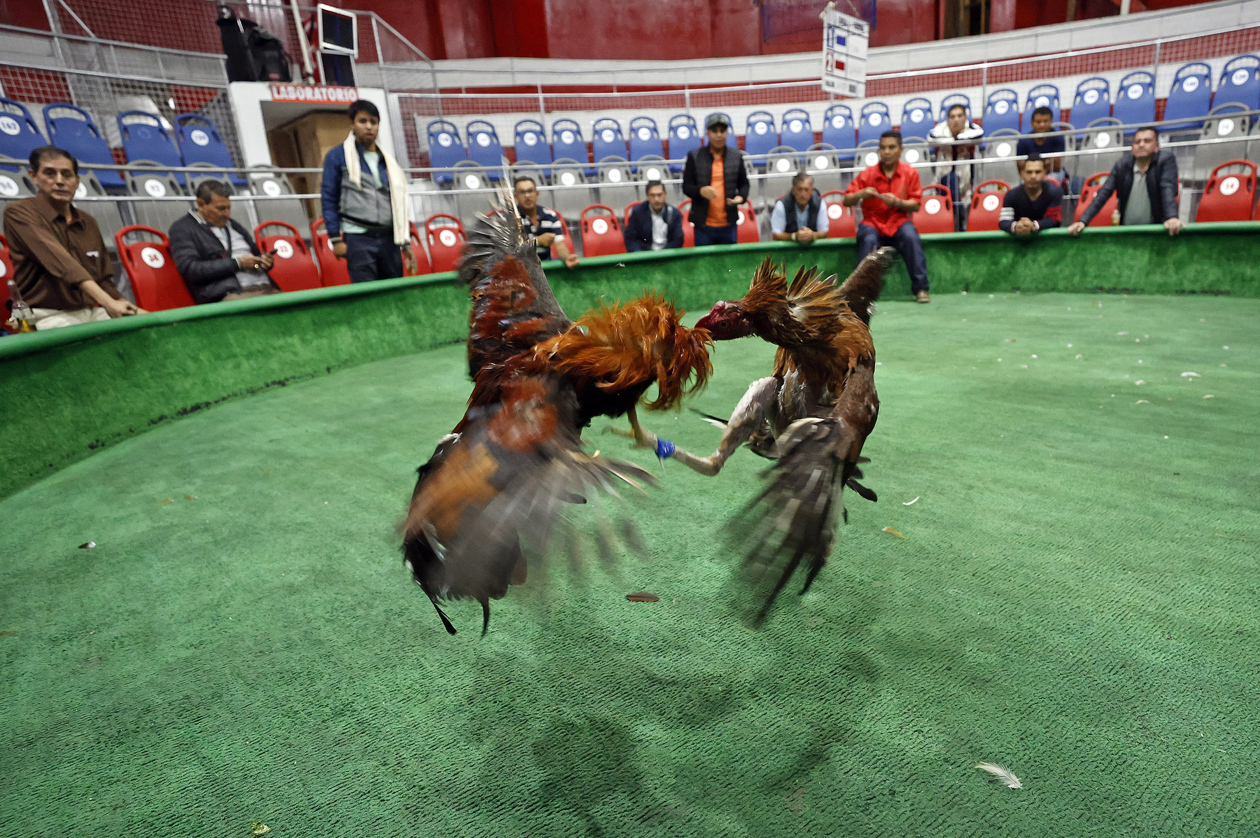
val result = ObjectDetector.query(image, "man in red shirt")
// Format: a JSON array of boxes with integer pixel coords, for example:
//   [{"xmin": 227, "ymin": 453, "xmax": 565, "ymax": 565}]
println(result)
[{"xmin": 843, "ymin": 130, "xmax": 931, "ymax": 303}]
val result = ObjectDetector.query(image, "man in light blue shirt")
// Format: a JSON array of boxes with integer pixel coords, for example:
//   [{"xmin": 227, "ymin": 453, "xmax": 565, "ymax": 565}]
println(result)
[{"xmin": 771, "ymin": 172, "xmax": 830, "ymax": 244}]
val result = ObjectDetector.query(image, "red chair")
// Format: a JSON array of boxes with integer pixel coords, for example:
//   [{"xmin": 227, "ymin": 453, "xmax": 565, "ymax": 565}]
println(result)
[
  {"xmin": 623, "ymin": 200, "xmax": 642, "ymax": 229},
  {"xmin": 549, "ymin": 208, "xmax": 569, "ymax": 259},
  {"xmin": 912, "ymin": 184, "xmax": 955, "ymax": 234},
  {"xmin": 579, "ymin": 204, "xmax": 626, "ymax": 257},
  {"xmin": 0, "ymin": 234, "xmax": 13, "ymax": 291},
  {"xmin": 114, "ymin": 225, "xmax": 195, "ymax": 311},
  {"xmin": 678, "ymin": 199, "xmax": 695, "ymax": 247},
  {"xmin": 1074, "ymin": 172, "xmax": 1118, "ymax": 227},
  {"xmin": 310, "ymin": 218, "xmax": 351, "ymax": 286},
  {"xmin": 405, "ymin": 221, "xmax": 432, "ymax": 276},
  {"xmin": 821, "ymin": 190, "xmax": 857, "ymax": 238},
  {"xmin": 735, "ymin": 203, "xmax": 759, "ymax": 243},
  {"xmin": 1196, "ymin": 159, "xmax": 1257, "ymax": 222},
  {"xmin": 254, "ymin": 221, "xmax": 320, "ymax": 292},
  {"xmin": 426, "ymin": 213, "xmax": 467, "ymax": 273},
  {"xmin": 968, "ymin": 180, "xmax": 1010, "ymax": 232}
]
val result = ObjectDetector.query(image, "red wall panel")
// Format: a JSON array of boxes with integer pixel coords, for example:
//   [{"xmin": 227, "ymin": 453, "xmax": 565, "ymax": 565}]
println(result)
[
  {"xmin": 869, "ymin": 0, "xmax": 937, "ymax": 48},
  {"xmin": 544, "ymin": 0, "xmax": 713, "ymax": 60}
]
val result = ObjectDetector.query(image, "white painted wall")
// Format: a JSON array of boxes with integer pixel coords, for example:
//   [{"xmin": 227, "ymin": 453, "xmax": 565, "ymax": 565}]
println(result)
[{"xmin": 226, "ymin": 82, "xmax": 395, "ymax": 167}]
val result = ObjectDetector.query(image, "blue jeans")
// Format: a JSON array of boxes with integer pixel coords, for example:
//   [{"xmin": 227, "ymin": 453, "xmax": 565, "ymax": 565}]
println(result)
[
  {"xmin": 344, "ymin": 231, "xmax": 403, "ymax": 283},
  {"xmin": 693, "ymin": 224, "xmax": 737, "ymax": 246},
  {"xmin": 856, "ymin": 222, "xmax": 929, "ymax": 294}
]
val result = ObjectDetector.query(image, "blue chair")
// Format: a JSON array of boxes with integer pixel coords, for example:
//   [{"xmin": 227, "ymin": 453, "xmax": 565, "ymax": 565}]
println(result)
[
  {"xmin": 1114, "ymin": 71, "xmax": 1155, "ymax": 134},
  {"xmin": 1069, "ymin": 78, "xmax": 1112, "ymax": 140},
  {"xmin": 900, "ymin": 97, "xmax": 934, "ymax": 141},
  {"xmin": 175, "ymin": 113, "xmax": 244, "ymax": 187},
  {"xmin": 426, "ymin": 120, "xmax": 465, "ymax": 186},
  {"xmin": 1022, "ymin": 85, "xmax": 1061, "ymax": 131},
  {"xmin": 1214, "ymin": 55, "xmax": 1260, "ymax": 112},
  {"xmin": 1164, "ymin": 62, "xmax": 1213, "ymax": 132},
  {"xmin": 466, "ymin": 120, "xmax": 505, "ymax": 181},
  {"xmin": 0, "ymin": 99, "xmax": 48, "ymax": 173},
  {"xmin": 551, "ymin": 119, "xmax": 593, "ymax": 176},
  {"xmin": 42, "ymin": 103, "xmax": 122, "ymax": 187},
  {"xmin": 856, "ymin": 102, "xmax": 892, "ymax": 146},
  {"xmin": 744, "ymin": 111, "xmax": 778, "ymax": 163},
  {"xmin": 592, "ymin": 118, "xmax": 627, "ymax": 166},
  {"xmin": 667, "ymin": 114, "xmax": 700, "ymax": 172},
  {"xmin": 779, "ymin": 108, "xmax": 813, "ymax": 152},
  {"xmin": 513, "ymin": 119, "xmax": 552, "ymax": 177},
  {"xmin": 938, "ymin": 93, "xmax": 971, "ymax": 122},
  {"xmin": 822, "ymin": 104, "xmax": 856, "ymax": 159},
  {"xmin": 628, "ymin": 116, "xmax": 665, "ymax": 172},
  {"xmin": 983, "ymin": 89, "xmax": 1020, "ymax": 133},
  {"xmin": 117, "ymin": 111, "xmax": 185, "ymax": 183}
]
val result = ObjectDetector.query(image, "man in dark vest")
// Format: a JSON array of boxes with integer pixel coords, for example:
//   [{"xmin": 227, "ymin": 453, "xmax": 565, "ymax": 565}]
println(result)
[
  {"xmin": 770, "ymin": 172, "xmax": 831, "ymax": 244},
  {"xmin": 681, "ymin": 114, "xmax": 750, "ymax": 246}
]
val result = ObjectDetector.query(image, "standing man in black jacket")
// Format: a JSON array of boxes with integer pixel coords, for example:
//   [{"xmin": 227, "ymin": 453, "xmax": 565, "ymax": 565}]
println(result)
[
  {"xmin": 1067, "ymin": 127, "xmax": 1183, "ymax": 236},
  {"xmin": 681, "ymin": 114, "xmax": 750, "ymax": 246},
  {"xmin": 169, "ymin": 180, "xmax": 278, "ymax": 303}
]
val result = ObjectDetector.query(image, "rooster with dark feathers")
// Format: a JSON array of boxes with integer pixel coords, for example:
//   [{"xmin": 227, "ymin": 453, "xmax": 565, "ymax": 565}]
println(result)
[
  {"xmin": 614, "ymin": 249, "xmax": 893, "ymax": 623},
  {"xmin": 401, "ymin": 198, "xmax": 713, "ymax": 635}
]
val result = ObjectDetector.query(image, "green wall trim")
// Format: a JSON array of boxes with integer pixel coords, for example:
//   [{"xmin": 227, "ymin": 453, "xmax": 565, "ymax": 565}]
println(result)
[{"xmin": 2, "ymin": 222, "xmax": 1258, "ymax": 500}]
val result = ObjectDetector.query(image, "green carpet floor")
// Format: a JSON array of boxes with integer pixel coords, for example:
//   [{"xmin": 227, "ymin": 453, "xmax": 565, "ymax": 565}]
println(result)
[{"xmin": 2, "ymin": 292, "xmax": 1258, "ymax": 837}]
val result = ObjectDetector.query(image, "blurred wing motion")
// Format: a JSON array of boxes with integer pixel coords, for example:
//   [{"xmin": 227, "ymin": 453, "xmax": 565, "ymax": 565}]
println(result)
[
  {"xmin": 626, "ymin": 249, "xmax": 893, "ymax": 622},
  {"xmin": 402, "ymin": 199, "xmax": 711, "ymax": 635}
]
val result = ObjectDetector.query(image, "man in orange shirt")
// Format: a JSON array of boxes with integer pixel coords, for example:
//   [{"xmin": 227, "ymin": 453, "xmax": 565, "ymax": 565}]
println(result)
[
  {"xmin": 681, "ymin": 114, "xmax": 750, "ymax": 246},
  {"xmin": 843, "ymin": 130, "xmax": 931, "ymax": 303}
]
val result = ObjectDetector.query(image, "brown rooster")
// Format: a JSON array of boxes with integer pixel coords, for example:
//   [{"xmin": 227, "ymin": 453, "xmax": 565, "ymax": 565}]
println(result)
[
  {"xmin": 401, "ymin": 203, "xmax": 712, "ymax": 635},
  {"xmin": 617, "ymin": 249, "xmax": 893, "ymax": 622}
]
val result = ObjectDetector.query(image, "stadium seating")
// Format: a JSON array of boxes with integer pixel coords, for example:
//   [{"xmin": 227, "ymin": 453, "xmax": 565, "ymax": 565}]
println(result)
[
  {"xmin": 547, "ymin": 208, "xmax": 570, "ymax": 259},
  {"xmin": 820, "ymin": 190, "xmax": 856, "ymax": 238},
  {"xmin": 823, "ymin": 104, "xmax": 856, "ymax": 159},
  {"xmin": 980, "ymin": 129, "xmax": 1020, "ymax": 182},
  {"xmin": 1114, "ymin": 71, "xmax": 1156, "ymax": 132},
  {"xmin": 634, "ymin": 155, "xmax": 668, "ymax": 183},
  {"xmin": 176, "ymin": 114, "xmax": 244, "ymax": 186},
  {"xmin": 806, "ymin": 143, "xmax": 841, "ymax": 193},
  {"xmin": 425, "ymin": 214, "xmax": 466, "ymax": 273},
  {"xmin": 426, "ymin": 120, "xmax": 465, "ymax": 186},
  {"xmin": 596, "ymin": 156, "xmax": 636, "ymax": 209},
  {"xmin": 76, "ymin": 172, "xmax": 123, "ymax": 245},
  {"xmin": 115, "ymin": 225, "xmax": 195, "ymax": 311},
  {"xmin": 913, "ymin": 184, "xmax": 955, "ymax": 234},
  {"xmin": 677, "ymin": 198, "xmax": 695, "ymax": 247},
  {"xmin": 900, "ymin": 97, "xmax": 934, "ymax": 142},
  {"xmin": 42, "ymin": 104, "xmax": 124, "ymax": 187},
  {"xmin": 247, "ymin": 169, "xmax": 309, "ymax": 234},
  {"xmin": 744, "ymin": 111, "xmax": 779, "ymax": 163},
  {"xmin": 901, "ymin": 139, "xmax": 930, "ymax": 168},
  {"xmin": 622, "ymin": 200, "xmax": 641, "ymax": 229},
  {"xmin": 548, "ymin": 158, "xmax": 592, "ymax": 220},
  {"xmin": 1076, "ymin": 118, "xmax": 1124, "ymax": 179},
  {"xmin": 667, "ymin": 115, "xmax": 700, "ymax": 172},
  {"xmin": 1164, "ymin": 62, "xmax": 1213, "ymax": 133},
  {"xmin": 779, "ymin": 108, "xmax": 814, "ymax": 152},
  {"xmin": 117, "ymin": 111, "xmax": 185, "ymax": 183},
  {"xmin": 513, "ymin": 119, "xmax": 552, "ymax": 177},
  {"xmin": 735, "ymin": 204, "xmax": 759, "ymax": 243},
  {"xmin": 0, "ymin": 99, "xmax": 47, "ymax": 174},
  {"xmin": 760, "ymin": 147, "xmax": 797, "ymax": 208},
  {"xmin": 968, "ymin": 180, "xmax": 1009, "ymax": 231},
  {"xmin": 857, "ymin": 102, "xmax": 892, "ymax": 147},
  {"xmin": 592, "ymin": 118, "xmax": 628, "ymax": 165},
  {"xmin": 405, "ymin": 222, "xmax": 432, "ymax": 276},
  {"xmin": 1195, "ymin": 160, "xmax": 1257, "ymax": 222},
  {"xmin": 125, "ymin": 165, "xmax": 188, "ymax": 232},
  {"xmin": 1069, "ymin": 78, "xmax": 1112, "ymax": 139},
  {"xmin": 551, "ymin": 119, "xmax": 593, "ymax": 175},
  {"xmin": 628, "ymin": 116, "xmax": 665, "ymax": 171},
  {"xmin": 1023, "ymin": 85, "xmax": 1061, "ymax": 129},
  {"xmin": 1074, "ymin": 172, "xmax": 1117, "ymax": 226},
  {"xmin": 0, "ymin": 233, "xmax": 13, "ymax": 286},
  {"xmin": 466, "ymin": 120, "xmax": 506, "ymax": 180},
  {"xmin": 938, "ymin": 93, "xmax": 971, "ymax": 121},
  {"xmin": 579, "ymin": 204, "xmax": 625, "ymax": 257},
  {"xmin": 1214, "ymin": 55, "xmax": 1260, "ymax": 112},
  {"xmin": 310, "ymin": 218, "xmax": 351, "ymax": 286},
  {"xmin": 1193, "ymin": 104, "xmax": 1251, "ymax": 180},
  {"xmin": 983, "ymin": 89, "xmax": 1021, "ymax": 134},
  {"xmin": 252, "ymin": 220, "xmax": 320, "ymax": 292},
  {"xmin": 855, "ymin": 139, "xmax": 881, "ymax": 169}
]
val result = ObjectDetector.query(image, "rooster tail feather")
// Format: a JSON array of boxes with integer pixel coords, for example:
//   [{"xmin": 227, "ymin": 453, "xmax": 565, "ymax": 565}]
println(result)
[{"xmin": 836, "ymin": 246, "xmax": 893, "ymax": 325}]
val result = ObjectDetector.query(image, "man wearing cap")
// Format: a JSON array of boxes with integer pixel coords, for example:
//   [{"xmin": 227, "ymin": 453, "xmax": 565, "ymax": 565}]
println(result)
[{"xmin": 681, "ymin": 114, "xmax": 750, "ymax": 247}]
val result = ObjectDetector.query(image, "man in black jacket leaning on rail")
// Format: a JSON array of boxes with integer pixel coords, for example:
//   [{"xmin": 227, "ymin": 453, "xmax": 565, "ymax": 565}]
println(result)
[
  {"xmin": 1067, "ymin": 126, "xmax": 1183, "ymax": 237},
  {"xmin": 681, "ymin": 114, "xmax": 751, "ymax": 246}
]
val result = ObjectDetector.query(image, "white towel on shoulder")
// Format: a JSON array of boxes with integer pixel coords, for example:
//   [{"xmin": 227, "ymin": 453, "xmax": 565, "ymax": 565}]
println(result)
[{"xmin": 343, "ymin": 132, "xmax": 410, "ymax": 246}]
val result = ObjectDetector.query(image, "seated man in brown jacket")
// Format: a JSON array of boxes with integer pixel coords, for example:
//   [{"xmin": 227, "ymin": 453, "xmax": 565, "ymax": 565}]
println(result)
[{"xmin": 3, "ymin": 146, "xmax": 143, "ymax": 330}]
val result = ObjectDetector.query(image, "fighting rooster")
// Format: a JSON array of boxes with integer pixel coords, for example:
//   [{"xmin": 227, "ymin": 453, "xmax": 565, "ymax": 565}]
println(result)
[
  {"xmin": 401, "ymin": 202, "xmax": 712, "ymax": 635},
  {"xmin": 618, "ymin": 249, "xmax": 893, "ymax": 622}
]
